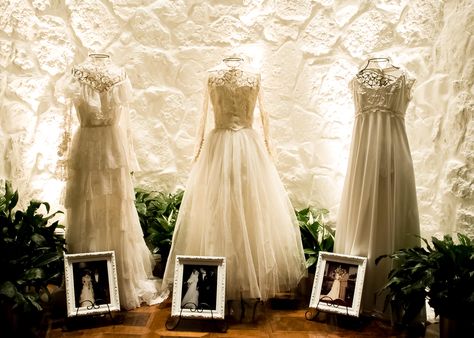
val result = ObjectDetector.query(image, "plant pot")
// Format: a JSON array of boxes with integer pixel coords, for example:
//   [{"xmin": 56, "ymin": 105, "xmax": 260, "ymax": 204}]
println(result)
[
  {"xmin": 0, "ymin": 301, "xmax": 45, "ymax": 338},
  {"xmin": 152, "ymin": 253, "xmax": 167, "ymax": 278},
  {"xmin": 297, "ymin": 273, "xmax": 315, "ymax": 298},
  {"xmin": 439, "ymin": 315, "xmax": 474, "ymax": 338}
]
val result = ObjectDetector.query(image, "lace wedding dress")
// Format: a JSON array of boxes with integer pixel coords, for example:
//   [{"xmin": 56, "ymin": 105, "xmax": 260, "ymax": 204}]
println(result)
[
  {"xmin": 162, "ymin": 61, "xmax": 307, "ymax": 301},
  {"xmin": 335, "ymin": 61, "xmax": 421, "ymax": 318},
  {"xmin": 62, "ymin": 54, "xmax": 158, "ymax": 310}
]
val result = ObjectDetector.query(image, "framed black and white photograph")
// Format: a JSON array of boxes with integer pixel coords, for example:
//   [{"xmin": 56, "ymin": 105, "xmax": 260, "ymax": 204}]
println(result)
[
  {"xmin": 171, "ymin": 255, "xmax": 226, "ymax": 320},
  {"xmin": 64, "ymin": 251, "xmax": 120, "ymax": 317},
  {"xmin": 309, "ymin": 252, "xmax": 367, "ymax": 317}
]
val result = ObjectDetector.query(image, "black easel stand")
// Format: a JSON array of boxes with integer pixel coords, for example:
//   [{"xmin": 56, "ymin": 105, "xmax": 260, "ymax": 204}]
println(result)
[
  {"xmin": 305, "ymin": 297, "xmax": 368, "ymax": 330},
  {"xmin": 165, "ymin": 302, "xmax": 227, "ymax": 333},
  {"xmin": 63, "ymin": 299, "xmax": 123, "ymax": 331}
]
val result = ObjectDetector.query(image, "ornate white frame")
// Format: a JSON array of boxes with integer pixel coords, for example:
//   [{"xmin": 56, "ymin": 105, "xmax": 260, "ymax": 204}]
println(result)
[
  {"xmin": 64, "ymin": 251, "xmax": 120, "ymax": 317},
  {"xmin": 171, "ymin": 255, "xmax": 226, "ymax": 320},
  {"xmin": 309, "ymin": 252, "xmax": 367, "ymax": 317}
]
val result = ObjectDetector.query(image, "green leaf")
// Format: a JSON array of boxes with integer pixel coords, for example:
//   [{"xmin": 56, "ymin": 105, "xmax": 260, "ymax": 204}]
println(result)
[
  {"xmin": 31, "ymin": 233, "xmax": 47, "ymax": 246},
  {"xmin": 0, "ymin": 281, "xmax": 17, "ymax": 298},
  {"xmin": 305, "ymin": 256, "xmax": 317, "ymax": 268},
  {"xmin": 23, "ymin": 268, "xmax": 45, "ymax": 281}
]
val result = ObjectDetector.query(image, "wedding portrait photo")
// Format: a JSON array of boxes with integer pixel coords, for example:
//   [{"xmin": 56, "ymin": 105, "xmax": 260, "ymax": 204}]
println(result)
[
  {"xmin": 310, "ymin": 252, "xmax": 367, "ymax": 317},
  {"xmin": 180, "ymin": 264, "xmax": 218, "ymax": 311},
  {"xmin": 72, "ymin": 260, "xmax": 111, "ymax": 308},
  {"xmin": 64, "ymin": 251, "xmax": 121, "ymax": 317},
  {"xmin": 319, "ymin": 262, "xmax": 358, "ymax": 307},
  {"xmin": 171, "ymin": 255, "xmax": 226, "ymax": 319}
]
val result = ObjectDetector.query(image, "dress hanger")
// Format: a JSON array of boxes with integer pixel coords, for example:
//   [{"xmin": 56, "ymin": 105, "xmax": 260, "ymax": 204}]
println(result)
[
  {"xmin": 359, "ymin": 57, "xmax": 399, "ymax": 73},
  {"xmin": 223, "ymin": 56, "xmax": 244, "ymax": 69},
  {"xmin": 88, "ymin": 53, "xmax": 110, "ymax": 59},
  {"xmin": 357, "ymin": 57, "xmax": 401, "ymax": 88}
]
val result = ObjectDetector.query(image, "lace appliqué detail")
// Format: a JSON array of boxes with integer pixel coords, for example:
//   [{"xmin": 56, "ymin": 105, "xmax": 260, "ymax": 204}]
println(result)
[
  {"xmin": 72, "ymin": 65, "xmax": 125, "ymax": 93},
  {"xmin": 356, "ymin": 69, "xmax": 399, "ymax": 89},
  {"xmin": 208, "ymin": 69, "xmax": 259, "ymax": 90},
  {"xmin": 56, "ymin": 102, "xmax": 73, "ymax": 180}
]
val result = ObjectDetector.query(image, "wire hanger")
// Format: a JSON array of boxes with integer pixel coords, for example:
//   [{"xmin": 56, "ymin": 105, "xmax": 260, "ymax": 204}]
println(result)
[
  {"xmin": 88, "ymin": 53, "xmax": 110, "ymax": 59},
  {"xmin": 359, "ymin": 57, "xmax": 399, "ymax": 73},
  {"xmin": 356, "ymin": 57, "xmax": 402, "ymax": 88},
  {"xmin": 223, "ymin": 55, "xmax": 244, "ymax": 69}
]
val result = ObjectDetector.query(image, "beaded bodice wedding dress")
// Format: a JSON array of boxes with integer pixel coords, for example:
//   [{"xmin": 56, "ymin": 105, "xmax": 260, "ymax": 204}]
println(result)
[
  {"xmin": 335, "ymin": 58, "xmax": 421, "ymax": 318},
  {"xmin": 62, "ymin": 54, "xmax": 158, "ymax": 310},
  {"xmin": 162, "ymin": 59, "xmax": 307, "ymax": 301}
]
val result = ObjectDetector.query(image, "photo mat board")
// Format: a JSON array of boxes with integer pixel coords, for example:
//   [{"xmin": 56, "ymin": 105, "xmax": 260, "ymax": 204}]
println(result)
[
  {"xmin": 309, "ymin": 251, "xmax": 367, "ymax": 317},
  {"xmin": 171, "ymin": 255, "xmax": 226, "ymax": 320},
  {"xmin": 64, "ymin": 251, "xmax": 120, "ymax": 317}
]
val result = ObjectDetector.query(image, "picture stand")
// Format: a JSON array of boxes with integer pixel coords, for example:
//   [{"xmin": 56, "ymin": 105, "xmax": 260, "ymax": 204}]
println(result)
[
  {"xmin": 305, "ymin": 297, "xmax": 350, "ymax": 321},
  {"xmin": 305, "ymin": 298, "xmax": 368, "ymax": 330},
  {"xmin": 63, "ymin": 300, "xmax": 124, "ymax": 331},
  {"xmin": 165, "ymin": 302, "xmax": 228, "ymax": 333}
]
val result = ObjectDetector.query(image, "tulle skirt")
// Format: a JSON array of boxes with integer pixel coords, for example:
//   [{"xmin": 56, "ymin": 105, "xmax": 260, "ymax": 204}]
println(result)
[
  {"xmin": 163, "ymin": 127, "xmax": 307, "ymax": 301},
  {"xmin": 335, "ymin": 112, "xmax": 420, "ymax": 318},
  {"xmin": 65, "ymin": 125, "xmax": 158, "ymax": 310}
]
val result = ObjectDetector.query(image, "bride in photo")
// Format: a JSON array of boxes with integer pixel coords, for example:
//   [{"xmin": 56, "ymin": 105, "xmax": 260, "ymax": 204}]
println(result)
[
  {"xmin": 181, "ymin": 269, "xmax": 200, "ymax": 308},
  {"xmin": 321, "ymin": 266, "xmax": 347, "ymax": 302},
  {"xmin": 79, "ymin": 270, "xmax": 95, "ymax": 306}
]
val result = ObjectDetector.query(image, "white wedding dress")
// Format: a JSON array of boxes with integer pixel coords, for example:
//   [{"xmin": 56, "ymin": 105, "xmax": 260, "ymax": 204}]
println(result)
[
  {"xmin": 181, "ymin": 270, "xmax": 200, "ymax": 308},
  {"xmin": 335, "ymin": 64, "xmax": 421, "ymax": 318},
  {"xmin": 62, "ymin": 55, "xmax": 158, "ymax": 310},
  {"xmin": 322, "ymin": 273, "xmax": 341, "ymax": 301},
  {"xmin": 79, "ymin": 274, "xmax": 95, "ymax": 306},
  {"xmin": 162, "ymin": 63, "xmax": 307, "ymax": 301}
]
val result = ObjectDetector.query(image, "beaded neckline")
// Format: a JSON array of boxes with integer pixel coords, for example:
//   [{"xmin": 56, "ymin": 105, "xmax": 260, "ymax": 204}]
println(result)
[
  {"xmin": 71, "ymin": 58, "xmax": 125, "ymax": 93},
  {"xmin": 354, "ymin": 72, "xmax": 405, "ymax": 90}
]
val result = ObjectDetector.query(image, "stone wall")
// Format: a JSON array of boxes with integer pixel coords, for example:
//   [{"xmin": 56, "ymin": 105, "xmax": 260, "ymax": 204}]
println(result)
[{"xmin": 0, "ymin": 0, "xmax": 472, "ymax": 238}]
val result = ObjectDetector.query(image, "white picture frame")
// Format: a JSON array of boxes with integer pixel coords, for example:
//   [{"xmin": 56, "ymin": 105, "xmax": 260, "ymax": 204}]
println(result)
[
  {"xmin": 64, "ymin": 251, "xmax": 120, "ymax": 317},
  {"xmin": 309, "ymin": 252, "xmax": 367, "ymax": 317},
  {"xmin": 171, "ymin": 255, "xmax": 226, "ymax": 320}
]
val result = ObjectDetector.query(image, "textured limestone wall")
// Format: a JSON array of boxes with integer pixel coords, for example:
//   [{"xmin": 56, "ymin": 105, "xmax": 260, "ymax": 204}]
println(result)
[{"xmin": 0, "ymin": 0, "xmax": 472, "ymax": 238}]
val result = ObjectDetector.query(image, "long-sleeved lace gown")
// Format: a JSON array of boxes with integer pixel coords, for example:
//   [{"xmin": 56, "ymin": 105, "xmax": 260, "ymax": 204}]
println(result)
[
  {"xmin": 63, "ymin": 55, "xmax": 158, "ymax": 310},
  {"xmin": 162, "ymin": 64, "xmax": 307, "ymax": 301},
  {"xmin": 335, "ymin": 65, "xmax": 421, "ymax": 318}
]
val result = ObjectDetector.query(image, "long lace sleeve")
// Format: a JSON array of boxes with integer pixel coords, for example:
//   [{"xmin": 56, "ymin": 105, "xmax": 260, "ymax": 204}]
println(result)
[
  {"xmin": 55, "ymin": 74, "xmax": 79, "ymax": 180},
  {"xmin": 117, "ymin": 76, "xmax": 140, "ymax": 172},
  {"xmin": 257, "ymin": 88, "xmax": 274, "ymax": 158},
  {"xmin": 193, "ymin": 79, "xmax": 210, "ymax": 162}
]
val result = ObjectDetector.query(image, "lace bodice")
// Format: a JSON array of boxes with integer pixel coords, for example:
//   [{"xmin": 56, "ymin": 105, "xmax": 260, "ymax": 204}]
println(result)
[
  {"xmin": 193, "ymin": 66, "xmax": 272, "ymax": 160},
  {"xmin": 208, "ymin": 68, "xmax": 260, "ymax": 131},
  {"xmin": 56, "ymin": 56, "xmax": 138, "ymax": 178},
  {"xmin": 352, "ymin": 73, "xmax": 414, "ymax": 119},
  {"xmin": 66, "ymin": 70, "xmax": 131, "ymax": 128}
]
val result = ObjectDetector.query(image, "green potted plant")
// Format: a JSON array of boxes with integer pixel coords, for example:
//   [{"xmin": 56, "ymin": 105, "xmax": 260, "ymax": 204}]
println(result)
[
  {"xmin": 376, "ymin": 233, "xmax": 474, "ymax": 337},
  {"xmin": 0, "ymin": 180, "xmax": 67, "ymax": 337},
  {"xmin": 296, "ymin": 207, "xmax": 335, "ymax": 274},
  {"xmin": 134, "ymin": 187, "xmax": 183, "ymax": 277},
  {"xmin": 295, "ymin": 207, "xmax": 334, "ymax": 300}
]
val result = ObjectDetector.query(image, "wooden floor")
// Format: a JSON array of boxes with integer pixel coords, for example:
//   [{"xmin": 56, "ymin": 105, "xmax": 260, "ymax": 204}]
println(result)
[{"xmin": 45, "ymin": 299, "xmax": 440, "ymax": 338}]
